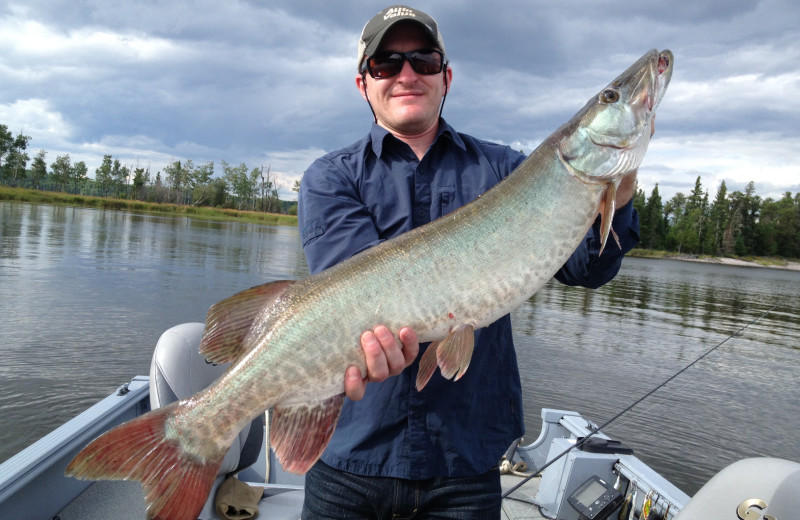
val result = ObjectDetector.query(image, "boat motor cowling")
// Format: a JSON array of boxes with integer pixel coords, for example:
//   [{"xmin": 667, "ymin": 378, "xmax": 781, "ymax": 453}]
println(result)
[{"xmin": 675, "ymin": 458, "xmax": 800, "ymax": 520}]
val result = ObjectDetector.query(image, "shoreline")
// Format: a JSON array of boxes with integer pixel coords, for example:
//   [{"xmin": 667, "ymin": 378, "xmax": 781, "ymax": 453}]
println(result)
[
  {"xmin": 2, "ymin": 190, "xmax": 798, "ymax": 272},
  {"xmin": 630, "ymin": 252, "xmax": 800, "ymax": 272}
]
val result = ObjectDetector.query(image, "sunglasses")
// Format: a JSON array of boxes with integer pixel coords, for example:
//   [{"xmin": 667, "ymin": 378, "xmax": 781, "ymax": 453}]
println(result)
[{"xmin": 363, "ymin": 49, "xmax": 446, "ymax": 79}]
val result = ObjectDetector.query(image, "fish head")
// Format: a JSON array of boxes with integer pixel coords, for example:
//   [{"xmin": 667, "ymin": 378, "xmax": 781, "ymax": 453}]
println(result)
[{"xmin": 557, "ymin": 49, "xmax": 673, "ymax": 184}]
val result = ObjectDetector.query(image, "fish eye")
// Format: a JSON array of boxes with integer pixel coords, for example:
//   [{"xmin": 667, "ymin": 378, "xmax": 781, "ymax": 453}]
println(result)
[{"xmin": 600, "ymin": 89, "xmax": 620, "ymax": 103}]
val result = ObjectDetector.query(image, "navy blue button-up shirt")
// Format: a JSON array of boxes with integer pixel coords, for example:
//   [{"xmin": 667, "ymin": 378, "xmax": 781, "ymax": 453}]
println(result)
[{"xmin": 298, "ymin": 119, "xmax": 639, "ymax": 479}]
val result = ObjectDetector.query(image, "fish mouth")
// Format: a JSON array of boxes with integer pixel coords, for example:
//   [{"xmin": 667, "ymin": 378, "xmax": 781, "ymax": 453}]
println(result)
[
  {"xmin": 650, "ymin": 49, "xmax": 673, "ymax": 112},
  {"xmin": 637, "ymin": 50, "xmax": 673, "ymax": 113},
  {"xmin": 658, "ymin": 52, "xmax": 671, "ymax": 75}
]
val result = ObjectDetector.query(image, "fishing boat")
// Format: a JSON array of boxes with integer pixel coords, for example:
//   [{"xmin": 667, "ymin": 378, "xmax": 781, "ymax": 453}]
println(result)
[{"xmin": 1, "ymin": 323, "xmax": 797, "ymax": 520}]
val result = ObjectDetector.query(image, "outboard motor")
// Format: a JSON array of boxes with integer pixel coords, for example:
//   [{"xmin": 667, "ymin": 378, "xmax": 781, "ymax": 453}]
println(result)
[{"xmin": 675, "ymin": 458, "xmax": 800, "ymax": 520}]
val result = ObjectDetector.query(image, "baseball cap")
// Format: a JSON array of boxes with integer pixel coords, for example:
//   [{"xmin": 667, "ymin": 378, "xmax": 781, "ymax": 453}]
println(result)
[{"xmin": 357, "ymin": 5, "xmax": 446, "ymax": 71}]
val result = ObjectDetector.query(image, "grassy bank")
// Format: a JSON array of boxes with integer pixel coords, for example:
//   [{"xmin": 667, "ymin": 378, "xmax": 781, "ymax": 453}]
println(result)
[{"xmin": 0, "ymin": 186, "xmax": 297, "ymax": 226}]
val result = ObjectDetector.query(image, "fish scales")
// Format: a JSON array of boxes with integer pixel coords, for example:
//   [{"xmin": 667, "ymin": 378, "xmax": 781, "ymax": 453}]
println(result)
[
  {"xmin": 66, "ymin": 49, "xmax": 673, "ymax": 520},
  {"xmin": 162, "ymin": 154, "xmax": 600, "ymax": 461}
]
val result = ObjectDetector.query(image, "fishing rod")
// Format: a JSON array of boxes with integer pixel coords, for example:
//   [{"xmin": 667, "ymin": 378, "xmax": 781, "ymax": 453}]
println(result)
[{"xmin": 502, "ymin": 303, "xmax": 778, "ymax": 499}]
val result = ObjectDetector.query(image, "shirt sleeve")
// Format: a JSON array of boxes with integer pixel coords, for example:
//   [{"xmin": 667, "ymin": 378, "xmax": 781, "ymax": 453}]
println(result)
[
  {"xmin": 554, "ymin": 199, "xmax": 640, "ymax": 288},
  {"xmin": 298, "ymin": 155, "xmax": 382, "ymax": 274}
]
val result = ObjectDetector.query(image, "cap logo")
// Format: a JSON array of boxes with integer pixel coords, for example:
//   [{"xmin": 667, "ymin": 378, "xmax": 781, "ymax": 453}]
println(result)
[{"xmin": 384, "ymin": 6, "xmax": 416, "ymax": 20}]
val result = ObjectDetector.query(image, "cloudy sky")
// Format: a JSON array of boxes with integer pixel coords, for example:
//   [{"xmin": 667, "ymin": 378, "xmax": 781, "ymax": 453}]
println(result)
[{"xmin": 1, "ymin": 0, "xmax": 798, "ymax": 202}]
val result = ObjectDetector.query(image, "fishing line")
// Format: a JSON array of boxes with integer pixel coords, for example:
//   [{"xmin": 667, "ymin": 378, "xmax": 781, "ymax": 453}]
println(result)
[{"xmin": 502, "ymin": 303, "xmax": 778, "ymax": 499}]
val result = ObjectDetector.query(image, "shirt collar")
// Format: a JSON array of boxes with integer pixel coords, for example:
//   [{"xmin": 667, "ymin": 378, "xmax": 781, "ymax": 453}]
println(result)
[{"xmin": 368, "ymin": 118, "xmax": 467, "ymax": 158}]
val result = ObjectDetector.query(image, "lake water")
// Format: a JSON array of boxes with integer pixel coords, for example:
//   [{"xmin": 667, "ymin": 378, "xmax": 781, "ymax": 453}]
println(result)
[{"xmin": 1, "ymin": 201, "xmax": 798, "ymax": 496}]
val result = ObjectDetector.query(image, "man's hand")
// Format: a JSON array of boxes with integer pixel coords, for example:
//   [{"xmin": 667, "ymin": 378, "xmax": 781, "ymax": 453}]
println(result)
[{"xmin": 344, "ymin": 326, "xmax": 419, "ymax": 401}]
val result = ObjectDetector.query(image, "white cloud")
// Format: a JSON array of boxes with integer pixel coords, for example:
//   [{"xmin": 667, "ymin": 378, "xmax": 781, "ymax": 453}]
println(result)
[
  {"xmin": 639, "ymin": 131, "xmax": 800, "ymax": 201},
  {"xmin": 0, "ymin": 15, "xmax": 184, "ymax": 71},
  {"xmin": 0, "ymin": 98, "xmax": 74, "ymax": 145}
]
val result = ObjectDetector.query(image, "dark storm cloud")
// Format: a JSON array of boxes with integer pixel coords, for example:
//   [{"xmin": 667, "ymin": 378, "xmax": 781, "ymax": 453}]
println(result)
[{"xmin": 1, "ymin": 0, "xmax": 798, "ymax": 199}]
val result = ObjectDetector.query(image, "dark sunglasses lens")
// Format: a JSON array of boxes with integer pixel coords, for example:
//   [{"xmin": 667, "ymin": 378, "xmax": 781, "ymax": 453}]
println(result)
[
  {"xmin": 409, "ymin": 51, "xmax": 443, "ymax": 74},
  {"xmin": 368, "ymin": 50, "xmax": 443, "ymax": 78},
  {"xmin": 369, "ymin": 55, "xmax": 404, "ymax": 78}
]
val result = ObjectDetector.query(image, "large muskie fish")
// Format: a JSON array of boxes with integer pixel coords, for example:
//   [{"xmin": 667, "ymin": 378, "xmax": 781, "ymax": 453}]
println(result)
[{"xmin": 66, "ymin": 49, "xmax": 673, "ymax": 519}]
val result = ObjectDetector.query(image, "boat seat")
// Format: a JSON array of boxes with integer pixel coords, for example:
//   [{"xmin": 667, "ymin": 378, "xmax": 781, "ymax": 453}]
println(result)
[{"xmin": 150, "ymin": 322, "xmax": 265, "ymax": 477}]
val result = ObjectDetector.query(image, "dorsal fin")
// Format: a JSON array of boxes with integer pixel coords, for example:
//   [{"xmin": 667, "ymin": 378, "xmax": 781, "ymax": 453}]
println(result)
[{"xmin": 199, "ymin": 280, "xmax": 294, "ymax": 364}]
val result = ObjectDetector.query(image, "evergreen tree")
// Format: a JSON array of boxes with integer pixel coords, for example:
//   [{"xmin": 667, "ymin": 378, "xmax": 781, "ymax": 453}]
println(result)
[
  {"xmin": 703, "ymin": 181, "xmax": 729, "ymax": 255},
  {"xmin": 769, "ymin": 192, "xmax": 800, "ymax": 258},
  {"xmin": 641, "ymin": 184, "xmax": 666, "ymax": 249},
  {"xmin": 664, "ymin": 192, "xmax": 688, "ymax": 252},
  {"xmin": 737, "ymin": 182, "xmax": 761, "ymax": 254}
]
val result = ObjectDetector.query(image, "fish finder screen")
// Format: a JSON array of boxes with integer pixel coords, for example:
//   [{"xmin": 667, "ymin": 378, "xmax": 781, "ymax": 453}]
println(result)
[{"xmin": 574, "ymin": 479, "xmax": 607, "ymax": 504}]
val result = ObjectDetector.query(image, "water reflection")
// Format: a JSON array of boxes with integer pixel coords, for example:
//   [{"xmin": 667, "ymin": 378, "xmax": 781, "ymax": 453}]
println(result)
[
  {"xmin": 2, "ymin": 202, "xmax": 309, "ymax": 278},
  {"xmin": 0, "ymin": 202, "xmax": 310, "ymax": 467},
  {"xmin": 513, "ymin": 257, "xmax": 800, "ymax": 494},
  {"xmin": 1, "ymin": 201, "xmax": 799, "ymax": 496}
]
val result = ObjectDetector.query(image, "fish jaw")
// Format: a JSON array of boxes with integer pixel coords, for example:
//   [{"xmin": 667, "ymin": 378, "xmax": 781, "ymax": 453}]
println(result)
[{"xmin": 557, "ymin": 49, "xmax": 673, "ymax": 185}]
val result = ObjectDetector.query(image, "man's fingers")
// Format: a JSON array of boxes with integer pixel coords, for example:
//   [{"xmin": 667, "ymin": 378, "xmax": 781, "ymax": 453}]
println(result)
[
  {"xmin": 347, "ymin": 325, "xmax": 421, "ymax": 400},
  {"xmin": 344, "ymin": 365, "xmax": 366, "ymax": 401},
  {"xmin": 373, "ymin": 325, "xmax": 406, "ymax": 377},
  {"xmin": 398, "ymin": 327, "xmax": 419, "ymax": 366},
  {"xmin": 361, "ymin": 329, "xmax": 390, "ymax": 382}
]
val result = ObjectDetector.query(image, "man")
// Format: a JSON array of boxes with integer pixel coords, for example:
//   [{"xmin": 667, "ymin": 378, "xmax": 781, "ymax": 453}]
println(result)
[{"xmin": 297, "ymin": 5, "xmax": 640, "ymax": 518}]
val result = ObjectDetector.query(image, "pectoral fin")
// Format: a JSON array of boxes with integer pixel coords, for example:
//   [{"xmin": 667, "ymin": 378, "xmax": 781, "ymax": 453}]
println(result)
[
  {"xmin": 599, "ymin": 182, "xmax": 622, "ymax": 256},
  {"xmin": 416, "ymin": 340, "xmax": 441, "ymax": 391},
  {"xmin": 271, "ymin": 394, "xmax": 345, "ymax": 474},
  {"xmin": 415, "ymin": 324, "xmax": 475, "ymax": 391}
]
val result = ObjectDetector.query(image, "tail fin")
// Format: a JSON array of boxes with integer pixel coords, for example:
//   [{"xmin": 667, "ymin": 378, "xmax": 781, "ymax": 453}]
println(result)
[{"xmin": 65, "ymin": 402, "xmax": 225, "ymax": 520}]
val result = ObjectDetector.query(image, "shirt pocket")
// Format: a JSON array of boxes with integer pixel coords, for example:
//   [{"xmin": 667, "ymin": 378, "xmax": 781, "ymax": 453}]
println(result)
[
  {"xmin": 436, "ymin": 186, "xmax": 456, "ymax": 218},
  {"xmin": 436, "ymin": 182, "xmax": 498, "ymax": 218}
]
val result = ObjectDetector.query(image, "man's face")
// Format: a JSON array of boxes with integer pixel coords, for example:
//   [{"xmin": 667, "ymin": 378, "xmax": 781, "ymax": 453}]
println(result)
[{"xmin": 356, "ymin": 22, "xmax": 452, "ymax": 136}]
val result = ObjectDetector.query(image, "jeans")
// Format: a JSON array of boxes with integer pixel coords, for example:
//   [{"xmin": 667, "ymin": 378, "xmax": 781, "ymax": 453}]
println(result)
[{"xmin": 301, "ymin": 461, "xmax": 501, "ymax": 519}]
